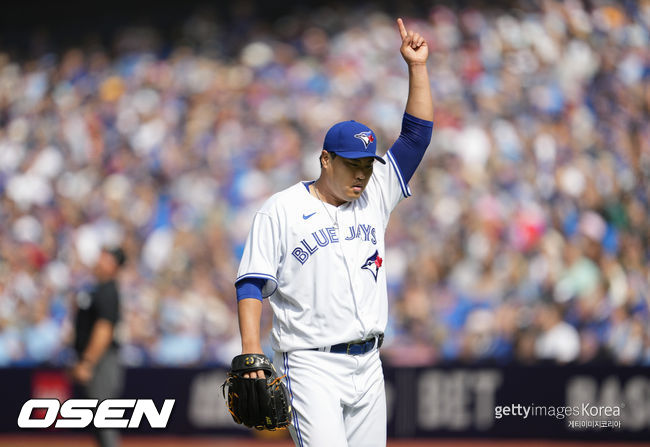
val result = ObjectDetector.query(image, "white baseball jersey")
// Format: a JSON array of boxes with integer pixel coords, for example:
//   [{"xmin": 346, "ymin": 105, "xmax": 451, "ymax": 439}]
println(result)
[{"xmin": 237, "ymin": 150, "xmax": 410, "ymax": 352}]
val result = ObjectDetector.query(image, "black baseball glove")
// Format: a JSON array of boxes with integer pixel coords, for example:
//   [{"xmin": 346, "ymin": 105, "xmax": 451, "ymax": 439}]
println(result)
[{"xmin": 222, "ymin": 353, "xmax": 292, "ymax": 430}]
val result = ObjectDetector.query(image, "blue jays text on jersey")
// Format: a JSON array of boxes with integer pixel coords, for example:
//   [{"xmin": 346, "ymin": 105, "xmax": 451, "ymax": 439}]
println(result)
[{"xmin": 291, "ymin": 224, "xmax": 377, "ymax": 265}]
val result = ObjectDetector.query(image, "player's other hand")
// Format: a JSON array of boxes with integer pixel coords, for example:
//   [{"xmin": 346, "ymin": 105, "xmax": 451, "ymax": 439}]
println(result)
[
  {"xmin": 241, "ymin": 349, "xmax": 266, "ymax": 378},
  {"xmin": 397, "ymin": 18, "xmax": 428, "ymax": 65},
  {"xmin": 244, "ymin": 370, "xmax": 266, "ymax": 379}
]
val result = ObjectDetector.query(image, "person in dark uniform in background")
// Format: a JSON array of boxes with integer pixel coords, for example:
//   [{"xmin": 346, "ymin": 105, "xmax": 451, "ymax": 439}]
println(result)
[{"xmin": 72, "ymin": 247, "xmax": 126, "ymax": 447}]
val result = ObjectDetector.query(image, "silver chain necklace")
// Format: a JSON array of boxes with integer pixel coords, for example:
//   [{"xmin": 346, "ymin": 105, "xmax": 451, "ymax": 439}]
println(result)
[{"xmin": 313, "ymin": 185, "xmax": 339, "ymax": 229}]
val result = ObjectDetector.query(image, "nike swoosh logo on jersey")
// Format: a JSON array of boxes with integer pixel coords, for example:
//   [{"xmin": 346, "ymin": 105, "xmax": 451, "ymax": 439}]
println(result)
[{"xmin": 303, "ymin": 212, "xmax": 317, "ymax": 220}]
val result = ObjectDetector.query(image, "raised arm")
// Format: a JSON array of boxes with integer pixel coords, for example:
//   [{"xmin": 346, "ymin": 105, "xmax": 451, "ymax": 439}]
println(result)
[
  {"xmin": 379, "ymin": 18, "xmax": 434, "ymax": 192},
  {"xmin": 397, "ymin": 18, "xmax": 434, "ymax": 122}
]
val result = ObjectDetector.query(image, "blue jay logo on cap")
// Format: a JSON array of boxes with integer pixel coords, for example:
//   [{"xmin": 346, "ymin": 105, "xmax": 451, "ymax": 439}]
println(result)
[{"xmin": 354, "ymin": 131, "xmax": 375, "ymax": 149}]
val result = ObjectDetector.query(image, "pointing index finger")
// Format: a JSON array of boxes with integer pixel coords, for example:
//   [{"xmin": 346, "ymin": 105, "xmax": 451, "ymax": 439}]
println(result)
[{"xmin": 397, "ymin": 18, "xmax": 408, "ymax": 39}]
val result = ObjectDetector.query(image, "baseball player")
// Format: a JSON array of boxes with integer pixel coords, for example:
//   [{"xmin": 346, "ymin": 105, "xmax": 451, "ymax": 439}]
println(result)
[{"xmin": 235, "ymin": 18, "xmax": 433, "ymax": 446}]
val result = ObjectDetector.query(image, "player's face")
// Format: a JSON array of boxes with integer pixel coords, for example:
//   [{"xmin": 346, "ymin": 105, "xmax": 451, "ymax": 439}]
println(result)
[{"xmin": 329, "ymin": 154, "xmax": 374, "ymax": 202}]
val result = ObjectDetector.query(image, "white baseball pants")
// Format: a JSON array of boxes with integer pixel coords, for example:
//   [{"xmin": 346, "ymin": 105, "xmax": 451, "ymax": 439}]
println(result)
[{"xmin": 274, "ymin": 348, "xmax": 386, "ymax": 447}]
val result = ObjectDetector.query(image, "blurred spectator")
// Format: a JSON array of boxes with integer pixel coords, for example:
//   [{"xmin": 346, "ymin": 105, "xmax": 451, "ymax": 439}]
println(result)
[
  {"xmin": 0, "ymin": 0, "xmax": 648, "ymax": 367},
  {"xmin": 534, "ymin": 302, "xmax": 580, "ymax": 363}
]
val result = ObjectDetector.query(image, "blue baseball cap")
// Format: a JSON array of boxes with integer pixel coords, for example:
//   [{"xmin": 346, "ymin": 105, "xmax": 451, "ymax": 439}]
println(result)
[{"xmin": 323, "ymin": 120, "xmax": 386, "ymax": 164}]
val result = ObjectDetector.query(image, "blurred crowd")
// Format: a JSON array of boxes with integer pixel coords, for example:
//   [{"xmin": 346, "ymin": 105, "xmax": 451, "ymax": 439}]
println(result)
[{"xmin": 0, "ymin": 0, "xmax": 648, "ymax": 367}]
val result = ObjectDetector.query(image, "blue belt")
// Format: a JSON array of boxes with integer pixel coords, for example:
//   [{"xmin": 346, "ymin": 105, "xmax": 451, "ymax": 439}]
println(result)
[{"xmin": 312, "ymin": 334, "xmax": 384, "ymax": 355}]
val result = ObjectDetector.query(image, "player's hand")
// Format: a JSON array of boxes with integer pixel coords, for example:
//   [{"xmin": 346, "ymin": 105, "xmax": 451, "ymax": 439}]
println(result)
[
  {"xmin": 241, "ymin": 349, "xmax": 266, "ymax": 378},
  {"xmin": 397, "ymin": 18, "xmax": 428, "ymax": 65}
]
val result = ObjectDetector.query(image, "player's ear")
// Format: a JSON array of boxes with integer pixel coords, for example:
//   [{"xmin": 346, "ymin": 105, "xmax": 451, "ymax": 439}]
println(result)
[{"xmin": 320, "ymin": 150, "xmax": 332, "ymax": 168}]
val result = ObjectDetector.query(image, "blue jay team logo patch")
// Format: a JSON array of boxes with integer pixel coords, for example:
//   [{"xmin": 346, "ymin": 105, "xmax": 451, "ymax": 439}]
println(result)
[
  {"xmin": 354, "ymin": 131, "xmax": 375, "ymax": 149},
  {"xmin": 361, "ymin": 250, "xmax": 383, "ymax": 282}
]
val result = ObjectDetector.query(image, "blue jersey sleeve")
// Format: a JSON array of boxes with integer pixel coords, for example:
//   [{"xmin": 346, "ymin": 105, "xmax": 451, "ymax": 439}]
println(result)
[
  {"xmin": 235, "ymin": 277, "xmax": 265, "ymax": 302},
  {"xmin": 386, "ymin": 113, "xmax": 433, "ymax": 185}
]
